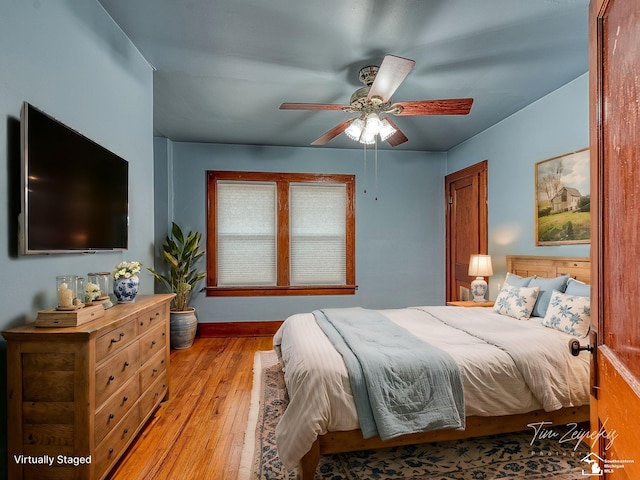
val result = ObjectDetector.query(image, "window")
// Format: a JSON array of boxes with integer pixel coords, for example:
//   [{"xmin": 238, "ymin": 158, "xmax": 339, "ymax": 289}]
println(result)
[{"xmin": 206, "ymin": 171, "xmax": 356, "ymax": 296}]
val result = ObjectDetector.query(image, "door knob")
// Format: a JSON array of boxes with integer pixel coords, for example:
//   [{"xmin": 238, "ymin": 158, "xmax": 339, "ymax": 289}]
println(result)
[{"xmin": 569, "ymin": 338, "xmax": 594, "ymax": 356}]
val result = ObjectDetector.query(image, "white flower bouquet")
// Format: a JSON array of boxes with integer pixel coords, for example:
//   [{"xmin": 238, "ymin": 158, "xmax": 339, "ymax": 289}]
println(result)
[
  {"xmin": 112, "ymin": 261, "xmax": 142, "ymax": 280},
  {"xmin": 85, "ymin": 282, "xmax": 101, "ymax": 302}
]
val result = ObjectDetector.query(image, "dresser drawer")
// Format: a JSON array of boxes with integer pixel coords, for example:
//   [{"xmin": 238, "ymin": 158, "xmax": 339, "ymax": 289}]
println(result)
[
  {"xmin": 140, "ymin": 348, "xmax": 167, "ymax": 392},
  {"xmin": 95, "ymin": 341, "xmax": 140, "ymax": 406},
  {"xmin": 138, "ymin": 305, "xmax": 165, "ymax": 335},
  {"xmin": 139, "ymin": 371, "xmax": 168, "ymax": 418},
  {"xmin": 139, "ymin": 323, "xmax": 167, "ymax": 365},
  {"xmin": 96, "ymin": 319, "xmax": 138, "ymax": 363},
  {"xmin": 95, "ymin": 375, "xmax": 140, "ymax": 445},
  {"xmin": 95, "ymin": 406, "xmax": 141, "ymax": 480}
]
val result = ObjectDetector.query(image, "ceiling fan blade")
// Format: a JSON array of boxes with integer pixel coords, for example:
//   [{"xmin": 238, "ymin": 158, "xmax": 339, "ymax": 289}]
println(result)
[
  {"xmin": 279, "ymin": 102, "xmax": 348, "ymax": 111},
  {"xmin": 367, "ymin": 55, "xmax": 416, "ymax": 103},
  {"xmin": 310, "ymin": 118, "xmax": 354, "ymax": 145},
  {"xmin": 391, "ymin": 98, "xmax": 474, "ymax": 116},
  {"xmin": 382, "ymin": 117, "xmax": 408, "ymax": 147}
]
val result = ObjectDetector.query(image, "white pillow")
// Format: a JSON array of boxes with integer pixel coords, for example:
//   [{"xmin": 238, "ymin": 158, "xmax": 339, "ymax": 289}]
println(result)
[
  {"xmin": 493, "ymin": 285, "xmax": 541, "ymax": 320},
  {"xmin": 542, "ymin": 290, "xmax": 591, "ymax": 337}
]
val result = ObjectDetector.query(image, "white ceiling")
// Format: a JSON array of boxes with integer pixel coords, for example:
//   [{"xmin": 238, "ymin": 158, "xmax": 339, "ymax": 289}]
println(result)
[{"xmin": 97, "ymin": 0, "xmax": 589, "ymax": 151}]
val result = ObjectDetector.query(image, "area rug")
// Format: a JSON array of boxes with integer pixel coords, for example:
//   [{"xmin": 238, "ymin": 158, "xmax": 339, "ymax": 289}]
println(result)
[{"xmin": 239, "ymin": 351, "xmax": 590, "ymax": 480}]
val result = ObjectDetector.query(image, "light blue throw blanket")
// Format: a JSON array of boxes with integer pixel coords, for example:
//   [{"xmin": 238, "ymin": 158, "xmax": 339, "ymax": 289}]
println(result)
[{"xmin": 313, "ymin": 307, "xmax": 465, "ymax": 440}]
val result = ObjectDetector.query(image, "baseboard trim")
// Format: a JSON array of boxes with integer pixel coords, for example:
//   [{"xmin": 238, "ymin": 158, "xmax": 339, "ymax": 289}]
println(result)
[{"xmin": 198, "ymin": 321, "xmax": 283, "ymax": 337}]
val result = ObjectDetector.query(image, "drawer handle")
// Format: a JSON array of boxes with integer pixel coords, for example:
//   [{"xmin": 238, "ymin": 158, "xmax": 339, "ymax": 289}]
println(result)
[
  {"xmin": 124, "ymin": 361, "xmax": 130, "ymax": 368},
  {"xmin": 123, "ymin": 396, "xmax": 129, "ymax": 402},
  {"xmin": 108, "ymin": 413, "xmax": 115, "ymax": 421},
  {"xmin": 153, "ymin": 368, "xmax": 158, "ymax": 374},
  {"xmin": 151, "ymin": 340, "xmax": 157, "ymax": 346},
  {"xmin": 108, "ymin": 375, "xmax": 115, "ymax": 382},
  {"xmin": 123, "ymin": 428, "xmax": 129, "ymax": 435},
  {"xmin": 111, "ymin": 333, "xmax": 125, "ymax": 344},
  {"xmin": 109, "ymin": 448, "xmax": 114, "ymax": 455}
]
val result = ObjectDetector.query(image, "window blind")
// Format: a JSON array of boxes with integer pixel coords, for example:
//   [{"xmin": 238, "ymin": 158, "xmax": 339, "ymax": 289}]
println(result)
[
  {"xmin": 216, "ymin": 182, "xmax": 277, "ymax": 286},
  {"xmin": 289, "ymin": 183, "xmax": 346, "ymax": 285}
]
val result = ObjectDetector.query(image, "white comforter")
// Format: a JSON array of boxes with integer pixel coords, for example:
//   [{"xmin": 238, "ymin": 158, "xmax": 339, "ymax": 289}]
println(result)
[{"xmin": 273, "ymin": 306, "xmax": 590, "ymax": 470}]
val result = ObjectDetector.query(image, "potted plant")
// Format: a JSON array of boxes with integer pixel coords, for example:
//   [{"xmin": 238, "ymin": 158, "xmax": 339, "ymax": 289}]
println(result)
[{"xmin": 148, "ymin": 222, "xmax": 206, "ymax": 349}]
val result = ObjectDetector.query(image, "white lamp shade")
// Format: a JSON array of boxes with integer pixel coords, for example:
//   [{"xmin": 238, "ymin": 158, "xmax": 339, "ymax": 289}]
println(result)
[
  {"xmin": 378, "ymin": 118, "xmax": 397, "ymax": 141},
  {"xmin": 345, "ymin": 117, "xmax": 365, "ymax": 141},
  {"xmin": 468, "ymin": 254, "xmax": 493, "ymax": 277}
]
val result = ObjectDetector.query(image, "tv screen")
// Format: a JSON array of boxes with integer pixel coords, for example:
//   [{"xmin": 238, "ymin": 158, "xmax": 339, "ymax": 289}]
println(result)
[{"xmin": 20, "ymin": 102, "xmax": 129, "ymax": 254}]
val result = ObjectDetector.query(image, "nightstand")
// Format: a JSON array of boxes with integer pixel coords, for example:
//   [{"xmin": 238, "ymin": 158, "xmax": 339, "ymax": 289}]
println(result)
[{"xmin": 447, "ymin": 300, "xmax": 494, "ymax": 308}]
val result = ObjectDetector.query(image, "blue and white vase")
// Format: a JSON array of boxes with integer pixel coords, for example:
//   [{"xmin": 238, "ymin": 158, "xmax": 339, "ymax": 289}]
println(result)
[{"xmin": 113, "ymin": 275, "xmax": 139, "ymax": 303}]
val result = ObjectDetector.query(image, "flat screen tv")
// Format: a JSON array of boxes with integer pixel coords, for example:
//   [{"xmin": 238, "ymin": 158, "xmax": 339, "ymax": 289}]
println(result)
[{"xmin": 19, "ymin": 102, "xmax": 129, "ymax": 254}]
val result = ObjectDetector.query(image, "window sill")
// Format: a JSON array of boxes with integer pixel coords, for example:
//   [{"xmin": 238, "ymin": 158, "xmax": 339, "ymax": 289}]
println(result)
[{"xmin": 205, "ymin": 285, "xmax": 358, "ymax": 297}]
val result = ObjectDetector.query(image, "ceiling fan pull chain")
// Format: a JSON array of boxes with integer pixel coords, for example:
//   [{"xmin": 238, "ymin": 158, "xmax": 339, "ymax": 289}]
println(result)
[
  {"xmin": 363, "ymin": 144, "xmax": 368, "ymax": 194},
  {"xmin": 374, "ymin": 140, "xmax": 378, "ymax": 201}
]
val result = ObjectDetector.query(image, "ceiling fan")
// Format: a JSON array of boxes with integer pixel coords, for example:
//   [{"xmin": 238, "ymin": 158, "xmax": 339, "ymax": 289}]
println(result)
[{"xmin": 279, "ymin": 54, "xmax": 473, "ymax": 147}]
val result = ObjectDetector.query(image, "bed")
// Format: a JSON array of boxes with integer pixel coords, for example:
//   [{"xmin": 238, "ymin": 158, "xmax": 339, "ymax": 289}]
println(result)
[{"xmin": 273, "ymin": 255, "xmax": 592, "ymax": 479}]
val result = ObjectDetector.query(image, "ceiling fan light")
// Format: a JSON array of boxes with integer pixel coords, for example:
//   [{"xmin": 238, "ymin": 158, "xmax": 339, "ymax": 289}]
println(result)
[
  {"xmin": 364, "ymin": 112, "xmax": 382, "ymax": 135},
  {"xmin": 378, "ymin": 118, "xmax": 397, "ymax": 141},
  {"xmin": 345, "ymin": 117, "xmax": 365, "ymax": 141},
  {"xmin": 359, "ymin": 129, "xmax": 377, "ymax": 145}
]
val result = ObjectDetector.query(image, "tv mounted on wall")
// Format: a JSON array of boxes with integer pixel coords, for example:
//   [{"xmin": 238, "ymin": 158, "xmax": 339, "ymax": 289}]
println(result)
[{"xmin": 19, "ymin": 102, "xmax": 129, "ymax": 255}]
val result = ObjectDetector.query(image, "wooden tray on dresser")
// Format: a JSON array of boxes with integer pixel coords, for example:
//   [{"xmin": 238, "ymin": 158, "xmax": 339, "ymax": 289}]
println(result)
[{"xmin": 35, "ymin": 303, "xmax": 105, "ymax": 327}]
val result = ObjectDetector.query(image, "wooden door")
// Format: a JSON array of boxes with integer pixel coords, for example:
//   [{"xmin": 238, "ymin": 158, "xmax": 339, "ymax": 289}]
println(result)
[
  {"xmin": 590, "ymin": 0, "xmax": 640, "ymax": 477},
  {"xmin": 445, "ymin": 161, "xmax": 487, "ymax": 302}
]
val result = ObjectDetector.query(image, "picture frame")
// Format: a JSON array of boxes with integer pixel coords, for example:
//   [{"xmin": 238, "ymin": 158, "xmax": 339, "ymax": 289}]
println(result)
[{"xmin": 535, "ymin": 148, "xmax": 590, "ymax": 245}]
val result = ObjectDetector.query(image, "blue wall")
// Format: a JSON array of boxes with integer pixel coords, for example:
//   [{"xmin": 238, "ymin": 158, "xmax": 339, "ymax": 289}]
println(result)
[
  {"xmin": 0, "ymin": 3, "xmax": 589, "ymax": 324},
  {"xmin": 0, "ymin": 1, "xmax": 155, "ymax": 330},
  {"xmin": 447, "ymin": 74, "xmax": 590, "ymax": 297},
  {"xmin": 0, "ymin": 3, "xmax": 154, "ymax": 478},
  {"xmin": 154, "ymin": 141, "xmax": 447, "ymax": 322},
  {"xmin": 157, "ymin": 73, "xmax": 589, "ymax": 319}
]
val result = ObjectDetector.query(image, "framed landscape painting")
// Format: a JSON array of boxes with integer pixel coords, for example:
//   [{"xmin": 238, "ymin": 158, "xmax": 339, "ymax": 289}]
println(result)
[{"xmin": 535, "ymin": 148, "xmax": 590, "ymax": 245}]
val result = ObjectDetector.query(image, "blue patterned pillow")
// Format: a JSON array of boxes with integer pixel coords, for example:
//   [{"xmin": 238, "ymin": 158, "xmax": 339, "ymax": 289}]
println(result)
[
  {"xmin": 493, "ymin": 285, "xmax": 541, "ymax": 320},
  {"xmin": 529, "ymin": 274, "xmax": 570, "ymax": 317},
  {"xmin": 542, "ymin": 290, "xmax": 591, "ymax": 337}
]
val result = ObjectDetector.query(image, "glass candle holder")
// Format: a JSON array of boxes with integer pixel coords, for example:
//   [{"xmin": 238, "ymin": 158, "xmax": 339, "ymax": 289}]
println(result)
[
  {"xmin": 88, "ymin": 272, "xmax": 113, "ymax": 308},
  {"xmin": 56, "ymin": 275, "xmax": 78, "ymax": 309},
  {"xmin": 88, "ymin": 272, "xmax": 111, "ymax": 300},
  {"xmin": 76, "ymin": 277, "xmax": 86, "ymax": 305}
]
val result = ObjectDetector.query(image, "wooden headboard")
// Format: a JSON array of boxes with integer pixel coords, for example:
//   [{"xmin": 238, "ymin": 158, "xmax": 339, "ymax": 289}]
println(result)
[{"xmin": 506, "ymin": 255, "xmax": 590, "ymax": 284}]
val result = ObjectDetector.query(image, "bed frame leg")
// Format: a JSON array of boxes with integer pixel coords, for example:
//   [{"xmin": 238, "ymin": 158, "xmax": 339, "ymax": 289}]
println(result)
[{"xmin": 299, "ymin": 439, "xmax": 320, "ymax": 479}]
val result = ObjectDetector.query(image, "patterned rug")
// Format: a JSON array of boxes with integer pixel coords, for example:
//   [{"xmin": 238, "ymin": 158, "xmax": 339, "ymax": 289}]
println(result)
[{"xmin": 239, "ymin": 351, "xmax": 590, "ymax": 480}]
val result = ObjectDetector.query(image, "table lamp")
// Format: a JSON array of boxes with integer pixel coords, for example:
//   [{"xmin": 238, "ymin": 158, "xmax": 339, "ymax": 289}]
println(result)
[{"xmin": 468, "ymin": 254, "xmax": 493, "ymax": 302}]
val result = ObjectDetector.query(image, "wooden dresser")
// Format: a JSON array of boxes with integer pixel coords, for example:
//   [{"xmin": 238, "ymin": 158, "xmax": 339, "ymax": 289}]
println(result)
[{"xmin": 3, "ymin": 294, "xmax": 174, "ymax": 480}]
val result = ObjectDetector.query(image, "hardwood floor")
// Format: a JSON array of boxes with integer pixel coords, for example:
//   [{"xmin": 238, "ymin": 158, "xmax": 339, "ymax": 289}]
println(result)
[{"xmin": 106, "ymin": 336, "xmax": 274, "ymax": 480}]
